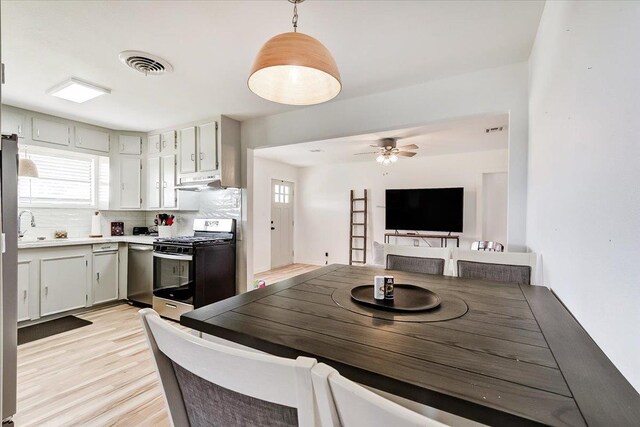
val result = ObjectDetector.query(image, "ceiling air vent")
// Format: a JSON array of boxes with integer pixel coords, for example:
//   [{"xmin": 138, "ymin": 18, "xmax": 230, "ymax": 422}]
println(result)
[{"xmin": 118, "ymin": 51, "xmax": 173, "ymax": 76}]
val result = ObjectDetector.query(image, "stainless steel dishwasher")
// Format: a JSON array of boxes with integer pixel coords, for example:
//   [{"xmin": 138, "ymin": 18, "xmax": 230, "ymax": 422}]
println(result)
[{"xmin": 127, "ymin": 244, "xmax": 154, "ymax": 306}]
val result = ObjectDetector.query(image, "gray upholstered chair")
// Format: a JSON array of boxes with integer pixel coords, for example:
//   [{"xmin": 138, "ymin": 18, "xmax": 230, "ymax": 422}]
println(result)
[
  {"xmin": 386, "ymin": 254, "xmax": 445, "ymax": 275},
  {"xmin": 457, "ymin": 260, "xmax": 531, "ymax": 285},
  {"xmin": 139, "ymin": 308, "xmax": 318, "ymax": 427}
]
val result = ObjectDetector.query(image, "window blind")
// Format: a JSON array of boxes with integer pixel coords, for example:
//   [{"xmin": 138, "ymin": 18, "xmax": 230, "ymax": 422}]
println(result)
[{"xmin": 19, "ymin": 150, "xmax": 96, "ymax": 206}]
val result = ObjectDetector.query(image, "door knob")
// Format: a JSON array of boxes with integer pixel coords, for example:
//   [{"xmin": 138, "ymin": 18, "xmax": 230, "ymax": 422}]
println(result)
[{"xmin": 271, "ymin": 227, "xmax": 275, "ymax": 230}]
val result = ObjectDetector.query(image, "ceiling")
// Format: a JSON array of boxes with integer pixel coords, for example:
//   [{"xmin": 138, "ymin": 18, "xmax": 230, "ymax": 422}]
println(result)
[
  {"xmin": 1, "ymin": 1, "xmax": 544, "ymax": 132},
  {"xmin": 254, "ymin": 113, "xmax": 509, "ymax": 167}
]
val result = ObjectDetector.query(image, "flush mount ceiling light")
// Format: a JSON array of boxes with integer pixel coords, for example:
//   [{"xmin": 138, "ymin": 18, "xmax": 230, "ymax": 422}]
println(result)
[
  {"xmin": 47, "ymin": 78, "xmax": 110, "ymax": 103},
  {"xmin": 248, "ymin": 0, "xmax": 341, "ymax": 105}
]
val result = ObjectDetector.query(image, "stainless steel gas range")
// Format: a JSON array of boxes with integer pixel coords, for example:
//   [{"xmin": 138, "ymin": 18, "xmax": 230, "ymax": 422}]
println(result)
[{"xmin": 152, "ymin": 218, "xmax": 236, "ymax": 320}]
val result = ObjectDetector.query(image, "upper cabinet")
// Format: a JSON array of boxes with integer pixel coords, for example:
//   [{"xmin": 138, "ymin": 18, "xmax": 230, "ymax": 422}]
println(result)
[
  {"xmin": 75, "ymin": 126, "xmax": 110, "ymax": 153},
  {"xmin": 148, "ymin": 134, "xmax": 161, "ymax": 154},
  {"xmin": 179, "ymin": 126, "xmax": 197, "ymax": 174},
  {"xmin": 119, "ymin": 135, "xmax": 142, "ymax": 155},
  {"xmin": 32, "ymin": 118, "xmax": 70, "ymax": 146},
  {"xmin": 161, "ymin": 131, "xmax": 175, "ymax": 152},
  {"xmin": 119, "ymin": 157, "xmax": 141, "ymax": 209},
  {"xmin": 1, "ymin": 110, "xmax": 26, "ymax": 138},
  {"xmin": 179, "ymin": 123, "xmax": 216, "ymax": 174},
  {"xmin": 198, "ymin": 122, "xmax": 217, "ymax": 172},
  {"xmin": 175, "ymin": 116, "xmax": 239, "ymax": 188}
]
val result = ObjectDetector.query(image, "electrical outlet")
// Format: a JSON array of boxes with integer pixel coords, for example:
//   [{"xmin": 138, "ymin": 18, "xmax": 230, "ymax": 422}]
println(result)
[{"xmin": 413, "ymin": 239, "xmax": 419, "ymax": 247}]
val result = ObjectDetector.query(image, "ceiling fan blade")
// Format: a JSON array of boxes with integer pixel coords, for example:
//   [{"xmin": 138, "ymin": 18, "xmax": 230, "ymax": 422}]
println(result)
[
  {"xmin": 397, "ymin": 151, "xmax": 417, "ymax": 157},
  {"xmin": 399, "ymin": 144, "xmax": 419, "ymax": 150},
  {"xmin": 353, "ymin": 151, "xmax": 378, "ymax": 156}
]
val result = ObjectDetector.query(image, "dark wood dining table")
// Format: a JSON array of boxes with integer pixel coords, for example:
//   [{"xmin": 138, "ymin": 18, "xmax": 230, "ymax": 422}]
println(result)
[{"xmin": 181, "ymin": 264, "xmax": 640, "ymax": 426}]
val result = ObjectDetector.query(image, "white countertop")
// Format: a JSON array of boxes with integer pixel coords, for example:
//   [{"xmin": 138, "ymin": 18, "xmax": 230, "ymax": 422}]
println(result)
[{"xmin": 18, "ymin": 235, "xmax": 157, "ymax": 249}]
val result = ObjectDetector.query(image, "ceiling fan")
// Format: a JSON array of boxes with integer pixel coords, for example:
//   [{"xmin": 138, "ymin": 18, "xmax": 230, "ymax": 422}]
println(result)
[{"xmin": 354, "ymin": 138, "xmax": 418, "ymax": 165}]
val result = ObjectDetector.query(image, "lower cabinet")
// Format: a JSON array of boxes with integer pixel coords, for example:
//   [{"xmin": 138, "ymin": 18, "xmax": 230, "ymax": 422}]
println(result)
[
  {"xmin": 93, "ymin": 252, "xmax": 119, "ymax": 304},
  {"xmin": 40, "ymin": 254, "xmax": 88, "ymax": 317},
  {"xmin": 17, "ymin": 261, "xmax": 31, "ymax": 322}
]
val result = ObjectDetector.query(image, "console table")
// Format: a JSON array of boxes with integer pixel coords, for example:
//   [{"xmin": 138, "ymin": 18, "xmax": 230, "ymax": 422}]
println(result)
[{"xmin": 384, "ymin": 232, "xmax": 460, "ymax": 247}]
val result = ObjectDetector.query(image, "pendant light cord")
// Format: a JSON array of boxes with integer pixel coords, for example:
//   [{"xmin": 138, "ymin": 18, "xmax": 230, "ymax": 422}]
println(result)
[{"xmin": 292, "ymin": 1, "xmax": 299, "ymax": 32}]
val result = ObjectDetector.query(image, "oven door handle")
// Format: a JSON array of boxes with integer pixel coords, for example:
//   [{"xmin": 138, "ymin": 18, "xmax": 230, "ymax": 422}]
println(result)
[{"xmin": 153, "ymin": 252, "xmax": 193, "ymax": 261}]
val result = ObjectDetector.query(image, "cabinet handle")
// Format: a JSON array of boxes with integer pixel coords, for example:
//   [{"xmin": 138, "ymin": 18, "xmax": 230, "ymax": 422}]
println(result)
[
  {"xmin": 163, "ymin": 181, "xmax": 168, "ymax": 188},
  {"xmin": 18, "ymin": 124, "xmax": 22, "ymax": 135},
  {"xmin": 156, "ymin": 182, "xmax": 160, "ymax": 189},
  {"xmin": 190, "ymin": 153, "xmax": 195, "ymax": 161},
  {"xmin": 44, "ymin": 286, "xmax": 48, "ymax": 296},
  {"xmin": 37, "ymin": 128, "xmax": 40, "ymax": 138},
  {"xmin": 165, "ymin": 303, "xmax": 177, "ymax": 309},
  {"xmin": 121, "ymin": 143, "xmax": 125, "ymax": 152},
  {"xmin": 200, "ymin": 153, "xmax": 204, "ymax": 160},
  {"xmin": 121, "ymin": 183, "xmax": 125, "ymax": 190},
  {"xmin": 23, "ymin": 290, "xmax": 27, "ymax": 300},
  {"xmin": 97, "ymin": 272, "xmax": 100, "ymax": 282}
]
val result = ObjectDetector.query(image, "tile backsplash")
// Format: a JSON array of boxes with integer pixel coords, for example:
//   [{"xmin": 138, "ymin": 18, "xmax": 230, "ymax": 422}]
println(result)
[{"xmin": 18, "ymin": 188, "xmax": 242, "ymax": 240}]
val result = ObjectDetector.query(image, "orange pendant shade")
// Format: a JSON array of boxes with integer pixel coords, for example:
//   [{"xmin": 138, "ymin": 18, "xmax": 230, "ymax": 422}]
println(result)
[{"xmin": 248, "ymin": 32, "xmax": 341, "ymax": 105}]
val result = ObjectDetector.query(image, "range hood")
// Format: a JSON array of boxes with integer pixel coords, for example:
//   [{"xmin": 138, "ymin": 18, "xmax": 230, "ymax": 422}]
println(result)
[{"xmin": 176, "ymin": 173, "xmax": 223, "ymax": 191}]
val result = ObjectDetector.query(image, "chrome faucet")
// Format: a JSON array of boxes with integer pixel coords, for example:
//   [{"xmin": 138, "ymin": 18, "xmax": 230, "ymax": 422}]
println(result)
[{"xmin": 18, "ymin": 210, "xmax": 36, "ymax": 238}]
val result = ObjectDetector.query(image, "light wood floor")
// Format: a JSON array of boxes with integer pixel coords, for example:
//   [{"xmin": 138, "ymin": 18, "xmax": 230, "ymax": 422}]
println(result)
[
  {"xmin": 14, "ymin": 303, "xmax": 185, "ymax": 426},
  {"xmin": 254, "ymin": 263, "xmax": 322, "ymax": 286}
]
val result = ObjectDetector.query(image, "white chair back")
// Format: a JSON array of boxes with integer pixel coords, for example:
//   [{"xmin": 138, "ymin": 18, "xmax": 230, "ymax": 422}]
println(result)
[
  {"xmin": 311, "ymin": 363, "xmax": 447, "ymax": 427},
  {"xmin": 139, "ymin": 308, "xmax": 318, "ymax": 427}
]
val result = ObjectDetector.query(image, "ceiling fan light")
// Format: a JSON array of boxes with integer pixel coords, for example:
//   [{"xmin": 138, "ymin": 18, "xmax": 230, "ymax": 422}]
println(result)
[
  {"xmin": 376, "ymin": 154, "xmax": 385, "ymax": 163},
  {"xmin": 390, "ymin": 154, "xmax": 398, "ymax": 162},
  {"xmin": 248, "ymin": 32, "xmax": 341, "ymax": 105},
  {"xmin": 382, "ymin": 158, "xmax": 391, "ymax": 166}
]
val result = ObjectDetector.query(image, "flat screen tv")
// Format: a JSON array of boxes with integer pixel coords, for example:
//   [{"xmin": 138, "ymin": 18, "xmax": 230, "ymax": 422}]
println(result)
[{"xmin": 385, "ymin": 188, "xmax": 463, "ymax": 233}]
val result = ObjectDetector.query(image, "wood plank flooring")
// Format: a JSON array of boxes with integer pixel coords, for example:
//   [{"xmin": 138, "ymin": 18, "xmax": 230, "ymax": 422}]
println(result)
[
  {"xmin": 14, "ymin": 303, "xmax": 183, "ymax": 426},
  {"xmin": 254, "ymin": 263, "xmax": 321, "ymax": 286}
]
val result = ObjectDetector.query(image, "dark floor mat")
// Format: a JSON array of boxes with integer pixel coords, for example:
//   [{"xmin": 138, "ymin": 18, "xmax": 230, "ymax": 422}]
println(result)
[{"xmin": 18, "ymin": 315, "xmax": 92, "ymax": 345}]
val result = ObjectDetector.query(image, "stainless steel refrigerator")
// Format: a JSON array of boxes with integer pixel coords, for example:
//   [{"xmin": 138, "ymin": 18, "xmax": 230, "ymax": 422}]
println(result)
[{"xmin": 0, "ymin": 134, "xmax": 18, "ymax": 426}]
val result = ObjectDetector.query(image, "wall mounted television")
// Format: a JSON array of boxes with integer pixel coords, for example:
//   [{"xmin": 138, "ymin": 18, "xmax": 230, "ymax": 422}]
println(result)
[{"xmin": 385, "ymin": 187, "xmax": 464, "ymax": 233}]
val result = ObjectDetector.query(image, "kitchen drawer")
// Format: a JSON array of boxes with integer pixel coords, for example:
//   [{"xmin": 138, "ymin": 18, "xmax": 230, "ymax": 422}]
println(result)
[{"xmin": 92, "ymin": 242, "xmax": 119, "ymax": 252}]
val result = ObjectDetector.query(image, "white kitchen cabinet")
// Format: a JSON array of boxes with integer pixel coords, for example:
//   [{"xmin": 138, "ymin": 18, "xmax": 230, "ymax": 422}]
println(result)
[
  {"xmin": 119, "ymin": 157, "xmax": 141, "ymax": 209},
  {"xmin": 146, "ymin": 156, "xmax": 161, "ymax": 209},
  {"xmin": 148, "ymin": 134, "xmax": 161, "ymax": 154},
  {"xmin": 1, "ymin": 110, "xmax": 26, "ymax": 138},
  {"xmin": 119, "ymin": 135, "xmax": 142, "ymax": 155},
  {"xmin": 75, "ymin": 126, "xmax": 110, "ymax": 153},
  {"xmin": 161, "ymin": 131, "xmax": 175, "ymax": 152},
  {"xmin": 17, "ymin": 261, "xmax": 31, "ymax": 321},
  {"xmin": 93, "ymin": 252, "xmax": 118, "ymax": 304},
  {"xmin": 178, "ymin": 122, "xmax": 218, "ymax": 177},
  {"xmin": 32, "ymin": 117, "xmax": 70, "ymax": 146},
  {"xmin": 146, "ymin": 154, "xmax": 197, "ymax": 210},
  {"xmin": 179, "ymin": 127, "xmax": 197, "ymax": 174},
  {"xmin": 162, "ymin": 155, "xmax": 177, "ymax": 209},
  {"xmin": 40, "ymin": 255, "xmax": 88, "ymax": 316},
  {"xmin": 197, "ymin": 122, "xmax": 217, "ymax": 172}
]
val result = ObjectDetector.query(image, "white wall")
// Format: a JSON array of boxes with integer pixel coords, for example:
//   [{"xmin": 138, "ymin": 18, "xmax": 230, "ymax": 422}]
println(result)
[
  {"xmin": 243, "ymin": 61, "xmax": 529, "ymax": 287},
  {"xmin": 252, "ymin": 157, "xmax": 299, "ymax": 274},
  {"xmin": 295, "ymin": 150, "xmax": 507, "ymax": 265},
  {"xmin": 527, "ymin": 1, "xmax": 640, "ymax": 391}
]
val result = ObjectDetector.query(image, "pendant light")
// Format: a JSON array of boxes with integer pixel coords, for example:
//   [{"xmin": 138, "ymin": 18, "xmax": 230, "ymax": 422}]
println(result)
[
  {"xmin": 248, "ymin": 0, "xmax": 341, "ymax": 105},
  {"xmin": 19, "ymin": 147, "xmax": 38, "ymax": 178}
]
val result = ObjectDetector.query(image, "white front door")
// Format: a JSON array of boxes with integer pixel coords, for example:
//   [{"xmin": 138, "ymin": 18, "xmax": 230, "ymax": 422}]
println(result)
[{"xmin": 271, "ymin": 180, "xmax": 294, "ymax": 269}]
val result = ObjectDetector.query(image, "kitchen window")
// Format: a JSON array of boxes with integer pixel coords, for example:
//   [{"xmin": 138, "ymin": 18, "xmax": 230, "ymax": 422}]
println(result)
[{"xmin": 18, "ymin": 147, "xmax": 109, "ymax": 208}]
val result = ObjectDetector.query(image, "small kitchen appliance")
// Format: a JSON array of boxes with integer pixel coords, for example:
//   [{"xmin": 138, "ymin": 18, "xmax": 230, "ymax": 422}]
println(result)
[{"xmin": 152, "ymin": 218, "xmax": 236, "ymax": 320}]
